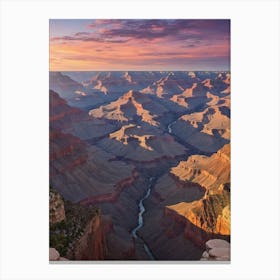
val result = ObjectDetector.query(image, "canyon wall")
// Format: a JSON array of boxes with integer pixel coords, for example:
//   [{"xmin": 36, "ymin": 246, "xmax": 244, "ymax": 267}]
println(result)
[
  {"xmin": 49, "ymin": 188, "xmax": 107, "ymax": 260},
  {"xmin": 67, "ymin": 213, "xmax": 107, "ymax": 260},
  {"xmin": 139, "ymin": 144, "xmax": 230, "ymax": 260}
]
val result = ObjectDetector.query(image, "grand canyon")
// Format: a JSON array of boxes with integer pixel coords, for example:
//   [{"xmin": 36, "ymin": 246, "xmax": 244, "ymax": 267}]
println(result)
[{"xmin": 49, "ymin": 70, "xmax": 230, "ymax": 261}]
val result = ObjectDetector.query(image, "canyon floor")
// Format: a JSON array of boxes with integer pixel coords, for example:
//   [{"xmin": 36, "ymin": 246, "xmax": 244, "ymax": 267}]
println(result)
[{"xmin": 49, "ymin": 71, "xmax": 231, "ymax": 261}]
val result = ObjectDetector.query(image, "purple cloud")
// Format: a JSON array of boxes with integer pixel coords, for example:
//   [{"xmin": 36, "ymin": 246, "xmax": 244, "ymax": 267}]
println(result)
[
  {"xmin": 51, "ymin": 34, "xmax": 129, "ymax": 44},
  {"xmin": 99, "ymin": 19, "xmax": 229, "ymax": 41},
  {"xmin": 74, "ymin": 32, "xmax": 91, "ymax": 36},
  {"xmin": 51, "ymin": 19, "xmax": 230, "ymax": 44}
]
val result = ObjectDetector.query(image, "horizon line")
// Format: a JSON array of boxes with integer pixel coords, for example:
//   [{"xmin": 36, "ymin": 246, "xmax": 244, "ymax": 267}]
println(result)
[{"xmin": 49, "ymin": 69, "xmax": 230, "ymax": 72}]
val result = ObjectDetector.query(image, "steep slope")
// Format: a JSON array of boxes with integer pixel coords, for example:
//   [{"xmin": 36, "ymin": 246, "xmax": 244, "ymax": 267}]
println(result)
[
  {"xmin": 169, "ymin": 72, "xmax": 230, "ymax": 111},
  {"xmin": 137, "ymin": 173, "xmax": 206, "ymax": 260},
  {"xmin": 139, "ymin": 144, "xmax": 230, "ymax": 259},
  {"xmin": 50, "ymin": 129, "xmax": 135, "ymax": 202},
  {"xmin": 49, "ymin": 188, "xmax": 107, "ymax": 260},
  {"xmin": 97, "ymin": 123, "xmax": 187, "ymax": 162},
  {"xmin": 50, "ymin": 90, "xmax": 85, "ymax": 129},
  {"xmin": 83, "ymin": 71, "xmax": 135, "ymax": 95},
  {"xmin": 50, "ymin": 92, "xmax": 136, "ymax": 202},
  {"xmin": 141, "ymin": 74, "xmax": 182, "ymax": 97},
  {"xmin": 49, "ymin": 72, "xmax": 111, "ymax": 109},
  {"xmin": 50, "ymin": 90, "xmax": 116, "ymax": 140},
  {"xmin": 74, "ymin": 71, "xmax": 167, "ymax": 95},
  {"xmin": 171, "ymin": 144, "xmax": 230, "ymax": 189},
  {"xmin": 170, "ymin": 95, "xmax": 230, "ymax": 154},
  {"xmin": 180, "ymin": 106, "xmax": 230, "ymax": 140},
  {"xmin": 50, "ymin": 123, "xmax": 150, "ymax": 260},
  {"xmin": 167, "ymin": 144, "xmax": 230, "ymax": 235},
  {"xmin": 166, "ymin": 188, "xmax": 230, "ymax": 236},
  {"xmin": 140, "ymin": 72, "xmax": 197, "ymax": 97},
  {"xmin": 89, "ymin": 90, "xmax": 167, "ymax": 126},
  {"xmin": 49, "ymin": 72, "xmax": 85, "ymax": 99}
]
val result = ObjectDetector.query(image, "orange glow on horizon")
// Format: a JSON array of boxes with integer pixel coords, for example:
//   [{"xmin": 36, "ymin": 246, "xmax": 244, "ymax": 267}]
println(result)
[{"xmin": 50, "ymin": 19, "xmax": 230, "ymax": 71}]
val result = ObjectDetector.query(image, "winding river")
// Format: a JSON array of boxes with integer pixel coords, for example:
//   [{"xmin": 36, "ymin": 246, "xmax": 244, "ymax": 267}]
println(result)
[
  {"xmin": 131, "ymin": 121, "xmax": 177, "ymax": 260},
  {"xmin": 131, "ymin": 177, "xmax": 155, "ymax": 260},
  {"xmin": 167, "ymin": 121, "xmax": 176, "ymax": 133},
  {"xmin": 130, "ymin": 116, "xmax": 207, "ymax": 260}
]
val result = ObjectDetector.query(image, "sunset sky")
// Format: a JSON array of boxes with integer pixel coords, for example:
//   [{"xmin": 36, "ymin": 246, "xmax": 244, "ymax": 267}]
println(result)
[{"xmin": 50, "ymin": 19, "xmax": 230, "ymax": 71}]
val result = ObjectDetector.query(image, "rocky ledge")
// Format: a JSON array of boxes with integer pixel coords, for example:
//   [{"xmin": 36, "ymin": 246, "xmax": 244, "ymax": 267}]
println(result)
[
  {"xmin": 49, "ymin": 248, "xmax": 69, "ymax": 261},
  {"xmin": 49, "ymin": 189, "xmax": 65, "ymax": 224},
  {"xmin": 200, "ymin": 239, "xmax": 230, "ymax": 261}
]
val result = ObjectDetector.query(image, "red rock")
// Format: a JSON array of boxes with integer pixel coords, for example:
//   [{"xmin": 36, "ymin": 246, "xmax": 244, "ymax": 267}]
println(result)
[{"xmin": 69, "ymin": 214, "xmax": 107, "ymax": 260}]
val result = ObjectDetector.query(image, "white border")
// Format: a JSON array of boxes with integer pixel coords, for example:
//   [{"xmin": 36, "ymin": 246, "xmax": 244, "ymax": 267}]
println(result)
[{"xmin": 1, "ymin": 0, "xmax": 279, "ymax": 279}]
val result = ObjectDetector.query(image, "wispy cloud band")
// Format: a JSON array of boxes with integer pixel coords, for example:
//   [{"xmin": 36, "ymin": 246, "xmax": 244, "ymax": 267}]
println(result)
[{"xmin": 50, "ymin": 19, "xmax": 230, "ymax": 71}]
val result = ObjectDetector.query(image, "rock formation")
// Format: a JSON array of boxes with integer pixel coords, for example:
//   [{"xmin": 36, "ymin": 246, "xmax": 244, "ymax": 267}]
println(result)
[
  {"xmin": 49, "ymin": 248, "xmax": 69, "ymax": 261},
  {"xmin": 170, "ymin": 144, "xmax": 230, "ymax": 189},
  {"xmin": 167, "ymin": 144, "xmax": 230, "ymax": 236},
  {"xmin": 49, "ymin": 188, "xmax": 107, "ymax": 260},
  {"xmin": 49, "ymin": 189, "xmax": 65, "ymax": 224},
  {"xmin": 89, "ymin": 90, "xmax": 166, "ymax": 126},
  {"xmin": 50, "ymin": 90, "xmax": 116, "ymax": 140},
  {"xmin": 67, "ymin": 211, "xmax": 107, "ymax": 260},
  {"xmin": 200, "ymin": 239, "xmax": 230, "ymax": 261}
]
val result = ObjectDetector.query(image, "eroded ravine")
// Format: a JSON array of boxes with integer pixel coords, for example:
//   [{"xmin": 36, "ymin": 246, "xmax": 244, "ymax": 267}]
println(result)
[{"xmin": 130, "ymin": 118, "xmax": 191, "ymax": 260}]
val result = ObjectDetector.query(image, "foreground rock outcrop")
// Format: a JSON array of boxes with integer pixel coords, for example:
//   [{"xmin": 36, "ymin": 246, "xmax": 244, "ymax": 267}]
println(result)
[
  {"xmin": 49, "ymin": 248, "xmax": 68, "ymax": 261},
  {"xmin": 200, "ymin": 239, "xmax": 230, "ymax": 261},
  {"xmin": 66, "ymin": 211, "xmax": 107, "ymax": 260},
  {"xmin": 166, "ymin": 189, "xmax": 230, "ymax": 236},
  {"xmin": 167, "ymin": 144, "xmax": 231, "ymax": 236},
  {"xmin": 49, "ymin": 189, "xmax": 65, "ymax": 224},
  {"xmin": 49, "ymin": 188, "xmax": 107, "ymax": 260}
]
